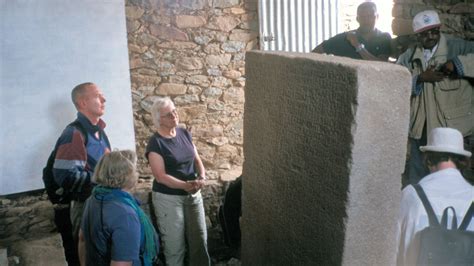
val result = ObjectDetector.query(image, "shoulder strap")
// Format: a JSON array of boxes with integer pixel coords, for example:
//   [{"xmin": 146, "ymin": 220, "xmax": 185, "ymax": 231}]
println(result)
[
  {"xmin": 68, "ymin": 120, "xmax": 88, "ymax": 145},
  {"xmin": 459, "ymin": 201, "xmax": 474, "ymax": 230},
  {"xmin": 413, "ymin": 184, "xmax": 440, "ymax": 226},
  {"xmin": 440, "ymin": 206, "xmax": 458, "ymax": 229}
]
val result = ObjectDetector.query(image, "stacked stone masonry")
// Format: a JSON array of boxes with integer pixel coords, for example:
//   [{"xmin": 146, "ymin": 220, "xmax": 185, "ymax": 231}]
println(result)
[
  {"xmin": 392, "ymin": 0, "xmax": 474, "ymax": 40},
  {"xmin": 126, "ymin": 0, "xmax": 259, "ymax": 226}
]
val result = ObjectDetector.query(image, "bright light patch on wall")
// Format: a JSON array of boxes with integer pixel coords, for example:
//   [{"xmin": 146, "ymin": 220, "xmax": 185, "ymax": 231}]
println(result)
[{"xmin": 374, "ymin": 0, "xmax": 394, "ymax": 35}]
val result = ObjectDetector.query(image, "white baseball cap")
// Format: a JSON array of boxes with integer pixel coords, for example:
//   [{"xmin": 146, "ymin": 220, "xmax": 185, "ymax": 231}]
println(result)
[
  {"xmin": 412, "ymin": 10, "xmax": 442, "ymax": 34},
  {"xmin": 420, "ymin": 127, "xmax": 471, "ymax": 157}
]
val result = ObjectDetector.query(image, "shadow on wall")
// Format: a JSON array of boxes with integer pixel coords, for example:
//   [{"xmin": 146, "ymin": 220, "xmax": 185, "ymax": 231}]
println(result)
[{"xmin": 28, "ymin": 99, "xmax": 76, "ymax": 191}]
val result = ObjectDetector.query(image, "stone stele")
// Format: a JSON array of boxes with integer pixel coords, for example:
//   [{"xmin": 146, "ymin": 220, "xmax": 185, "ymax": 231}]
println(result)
[{"xmin": 242, "ymin": 51, "xmax": 412, "ymax": 265}]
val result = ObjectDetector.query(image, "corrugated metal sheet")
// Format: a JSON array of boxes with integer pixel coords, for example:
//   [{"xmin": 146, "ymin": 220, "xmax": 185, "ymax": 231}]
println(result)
[{"xmin": 259, "ymin": 0, "xmax": 340, "ymax": 53}]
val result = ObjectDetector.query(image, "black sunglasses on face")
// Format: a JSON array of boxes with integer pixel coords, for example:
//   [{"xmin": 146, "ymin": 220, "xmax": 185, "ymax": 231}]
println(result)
[{"xmin": 418, "ymin": 28, "xmax": 440, "ymax": 38}]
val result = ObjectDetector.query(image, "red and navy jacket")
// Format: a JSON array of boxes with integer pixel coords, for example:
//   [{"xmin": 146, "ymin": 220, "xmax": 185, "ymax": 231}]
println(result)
[{"xmin": 53, "ymin": 112, "xmax": 111, "ymax": 202}]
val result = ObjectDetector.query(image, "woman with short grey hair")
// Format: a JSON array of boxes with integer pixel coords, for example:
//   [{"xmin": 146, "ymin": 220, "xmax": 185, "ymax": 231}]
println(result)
[
  {"xmin": 151, "ymin": 96, "xmax": 174, "ymax": 128},
  {"xmin": 93, "ymin": 150, "xmax": 138, "ymax": 189},
  {"xmin": 78, "ymin": 150, "xmax": 159, "ymax": 266},
  {"xmin": 146, "ymin": 97, "xmax": 210, "ymax": 266}
]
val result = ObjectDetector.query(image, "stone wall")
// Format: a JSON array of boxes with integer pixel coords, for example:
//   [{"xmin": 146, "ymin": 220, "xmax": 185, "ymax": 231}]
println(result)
[
  {"xmin": 0, "ymin": 192, "xmax": 54, "ymax": 246},
  {"xmin": 127, "ymin": 0, "xmax": 258, "ymax": 177},
  {"xmin": 126, "ymin": 0, "xmax": 259, "ymax": 223},
  {"xmin": 0, "ymin": 182, "xmax": 152, "ymax": 247},
  {"xmin": 392, "ymin": 0, "xmax": 474, "ymax": 39}
]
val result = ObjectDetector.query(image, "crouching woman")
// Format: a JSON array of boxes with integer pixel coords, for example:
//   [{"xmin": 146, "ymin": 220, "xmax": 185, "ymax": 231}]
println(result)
[{"xmin": 78, "ymin": 150, "xmax": 159, "ymax": 266}]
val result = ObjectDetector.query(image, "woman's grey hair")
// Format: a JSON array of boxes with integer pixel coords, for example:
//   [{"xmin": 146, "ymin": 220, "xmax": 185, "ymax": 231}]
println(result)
[
  {"xmin": 92, "ymin": 150, "xmax": 138, "ymax": 189},
  {"xmin": 151, "ymin": 96, "xmax": 174, "ymax": 128}
]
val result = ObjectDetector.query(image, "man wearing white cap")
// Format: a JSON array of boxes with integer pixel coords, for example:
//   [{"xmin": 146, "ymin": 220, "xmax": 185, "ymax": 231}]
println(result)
[
  {"xmin": 397, "ymin": 10, "xmax": 474, "ymax": 186},
  {"xmin": 396, "ymin": 127, "xmax": 473, "ymax": 266}
]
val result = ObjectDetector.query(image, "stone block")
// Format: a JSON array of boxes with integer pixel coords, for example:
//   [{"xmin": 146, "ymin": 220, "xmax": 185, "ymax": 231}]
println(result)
[
  {"xmin": 207, "ymin": 16, "xmax": 240, "ymax": 32},
  {"xmin": 242, "ymin": 51, "xmax": 411, "ymax": 265},
  {"xmin": 179, "ymin": 0, "xmax": 207, "ymax": 10},
  {"xmin": 212, "ymin": 0, "xmax": 239, "ymax": 8},
  {"xmin": 10, "ymin": 234, "xmax": 66, "ymax": 266},
  {"xmin": 0, "ymin": 248, "xmax": 7, "ymax": 266},
  {"xmin": 449, "ymin": 3, "xmax": 473, "ymax": 14},
  {"xmin": 175, "ymin": 15, "xmax": 207, "ymax": 28},
  {"xmin": 149, "ymin": 25, "xmax": 188, "ymax": 41},
  {"xmin": 392, "ymin": 18, "xmax": 414, "ymax": 36}
]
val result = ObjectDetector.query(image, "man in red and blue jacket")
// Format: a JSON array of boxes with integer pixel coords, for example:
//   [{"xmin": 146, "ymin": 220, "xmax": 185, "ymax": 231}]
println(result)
[{"xmin": 53, "ymin": 82, "xmax": 111, "ymax": 265}]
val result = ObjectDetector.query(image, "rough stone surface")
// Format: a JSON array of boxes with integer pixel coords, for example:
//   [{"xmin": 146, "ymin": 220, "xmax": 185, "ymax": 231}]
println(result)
[
  {"xmin": 157, "ymin": 83, "xmax": 188, "ymax": 95},
  {"xmin": 149, "ymin": 25, "xmax": 188, "ymax": 41},
  {"xmin": 450, "ymin": 3, "xmax": 472, "ymax": 14},
  {"xmin": 207, "ymin": 16, "xmax": 240, "ymax": 32},
  {"xmin": 180, "ymin": 0, "xmax": 207, "ymax": 10},
  {"xmin": 392, "ymin": 18, "xmax": 414, "ymax": 36},
  {"xmin": 176, "ymin": 15, "xmax": 207, "ymax": 28},
  {"xmin": 10, "ymin": 233, "xmax": 66, "ymax": 266},
  {"xmin": 242, "ymin": 51, "xmax": 411, "ymax": 265},
  {"xmin": 212, "ymin": 0, "xmax": 239, "ymax": 8},
  {"xmin": 2, "ymin": 1, "xmax": 473, "ymax": 263},
  {"xmin": 392, "ymin": 1, "xmax": 474, "ymax": 40},
  {"xmin": 206, "ymin": 54, "xmax": 232, "ymax": 66},
  {"xmin": 0, "ymin": 193, "xmax": 55, "ymax": 246},
  {"xmin": 0, "ymin": 248, "xmax": 7, "ymax": 266}
]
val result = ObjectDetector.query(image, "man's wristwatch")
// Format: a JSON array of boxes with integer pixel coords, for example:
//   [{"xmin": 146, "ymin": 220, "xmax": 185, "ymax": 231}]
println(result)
[{"xmin": 355, "ymin": 43, "xmax": 365, "ymax": 53}]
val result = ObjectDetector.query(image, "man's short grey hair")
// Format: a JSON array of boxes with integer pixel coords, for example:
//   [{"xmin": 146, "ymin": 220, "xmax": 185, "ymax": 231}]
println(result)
[
  {"xmin": 151, "ymin": 96, "xmax": 174, "ymax": 128},
  {"xmin": 71, "ymin": 82, "xmax": 94, "ymax": 109},
  {"xmin": 357, "ymin": 2, "xmax": 377, "ymax": 14},
  {"xmin": 92, "ymin": 150, "xmax": 138, "ymax": 189}
]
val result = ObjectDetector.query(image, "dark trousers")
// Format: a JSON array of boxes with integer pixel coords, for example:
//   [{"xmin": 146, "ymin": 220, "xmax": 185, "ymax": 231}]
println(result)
[{"xmin": 54, "ymin": 206, "xmax": 79, "ymax": 266}]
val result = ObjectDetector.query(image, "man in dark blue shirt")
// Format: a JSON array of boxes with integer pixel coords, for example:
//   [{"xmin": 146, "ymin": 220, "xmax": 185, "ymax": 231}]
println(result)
[{"xmin": 312, "ymin": 2, "xmax": 391, "ymax": 61}]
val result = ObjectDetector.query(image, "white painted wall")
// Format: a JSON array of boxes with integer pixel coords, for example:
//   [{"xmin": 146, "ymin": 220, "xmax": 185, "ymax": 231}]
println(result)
[{"xmin": 0, "ymin": 0, "xmax": 135, "ymax": 195}]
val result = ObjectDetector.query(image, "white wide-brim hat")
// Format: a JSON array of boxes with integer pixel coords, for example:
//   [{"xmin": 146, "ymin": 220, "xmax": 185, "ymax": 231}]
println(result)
[
  {"xmin": 420, "ymin": 127, "xmax": 471, "ymax": 157},
  {"xmin": 413, "ymin": 10, "xmax": 442, "ymax": 33}
]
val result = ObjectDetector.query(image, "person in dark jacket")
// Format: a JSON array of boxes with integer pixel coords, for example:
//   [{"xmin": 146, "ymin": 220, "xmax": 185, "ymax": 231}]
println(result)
[
  {"xmin": 312, "ymin": 2, "xmax": 391, "ymax": 61},
  {"xmin": 52, "ymin": 82, "xmax": 111, "ymax": 265}
]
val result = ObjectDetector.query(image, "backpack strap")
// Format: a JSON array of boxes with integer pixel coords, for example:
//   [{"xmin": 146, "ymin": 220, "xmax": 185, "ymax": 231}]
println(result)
[
  {"xmin": 440, "ymin": 206, "xmax": 458, "ymax": 229},
  {"xmin": 413, "ymin": 184, "xmax": 440, "ymax": 227},
  {"xmin": 459, "ymin": 201, "xmax": 474, "ymax": 230}
]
